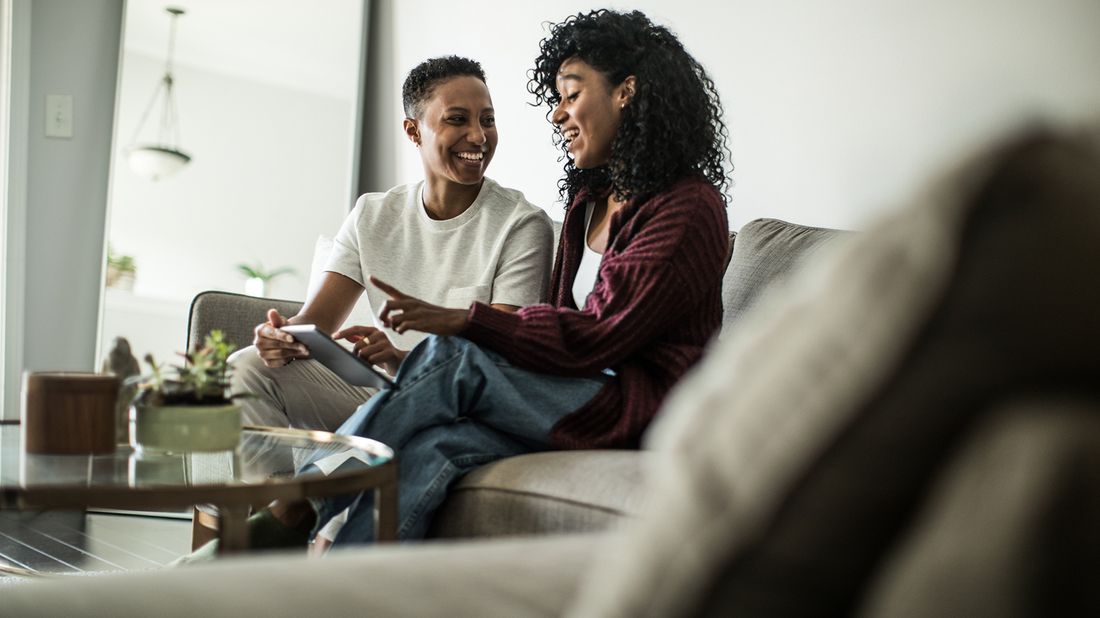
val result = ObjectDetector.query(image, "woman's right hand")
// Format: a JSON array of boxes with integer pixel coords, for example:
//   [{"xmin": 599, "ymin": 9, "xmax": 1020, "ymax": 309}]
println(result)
[
  {"xmin": 253, "ymin": 308, "xmax": 308, "ymax": 368},
  {"xmin": 334, "ymin": 325, "xmax": 406, "ymax": 377}
]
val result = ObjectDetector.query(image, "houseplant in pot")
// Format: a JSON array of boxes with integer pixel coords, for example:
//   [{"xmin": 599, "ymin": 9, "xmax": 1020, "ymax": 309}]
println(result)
[
  {"xmin": 129, "ymin": 330, "xmax": 245, "ymax": 453},
  {"xmin": 237, "ymin": 262, "xmax": 295, "ymax": 297},
  {"xmin": 105, "ymin": 244, "xmax": 137, "ymax": 291}
]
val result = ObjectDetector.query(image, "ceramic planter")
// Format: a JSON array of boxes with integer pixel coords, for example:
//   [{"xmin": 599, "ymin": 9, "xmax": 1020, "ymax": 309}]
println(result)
[
  {"xmin": 244, "ymin": 277, "xmax": 267, "ymax": 297},
  {"xmin": 130, "ymin": 403, "xmax": 242, "ymax": 454},
  {"xmin": 106, "ymin": 266, "xmax": 135, "ymax": 291}
]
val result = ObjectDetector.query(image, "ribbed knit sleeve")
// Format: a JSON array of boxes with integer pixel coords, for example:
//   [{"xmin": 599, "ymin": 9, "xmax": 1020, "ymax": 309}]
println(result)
[
  {"xmin": 463, "ymin": 176, "xmax": 727, "ymax": 375},
  {"xmin": 460, "ymin": 175, "xmax": 728, "ymax": 449}
]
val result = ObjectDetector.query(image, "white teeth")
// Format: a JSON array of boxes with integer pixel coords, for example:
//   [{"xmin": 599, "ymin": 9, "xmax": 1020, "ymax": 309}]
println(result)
[
  {"xmin": 563, "ymin": 129, "xmax": 579, "ymax": 141},
  {"xmin": 456, "ymin": 151, "xmax": 483, "ymax": 161}
]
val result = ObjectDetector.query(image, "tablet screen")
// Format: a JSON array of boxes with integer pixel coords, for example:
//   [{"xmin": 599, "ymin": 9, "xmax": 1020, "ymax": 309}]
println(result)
[{"xmin": 280, "ymin": 324, "xmax": 395, "ymax": 389}]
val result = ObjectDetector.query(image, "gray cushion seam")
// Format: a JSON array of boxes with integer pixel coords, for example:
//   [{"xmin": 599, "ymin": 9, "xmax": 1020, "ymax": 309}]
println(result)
[
  {"xmin": 448, "ymin": 486, "xmax": 631, "ymax": 516},
  {"xmin": 747, "ymin": 217, "xmax": 846, "ymax": 234}
]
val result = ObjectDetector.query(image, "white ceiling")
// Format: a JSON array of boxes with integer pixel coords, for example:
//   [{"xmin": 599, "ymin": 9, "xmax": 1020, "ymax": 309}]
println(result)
[{"xmin": 123, "ymin": 0, "xmax": 364, "ymax": 101}]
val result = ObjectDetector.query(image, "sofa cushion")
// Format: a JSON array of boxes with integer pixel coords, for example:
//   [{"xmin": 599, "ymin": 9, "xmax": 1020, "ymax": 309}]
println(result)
[
  {"xmin": 431, "ymin": 451, "xmax": 649, "ymax": 538},
  {"xmin": 1, "ymin": 534, "xmax": 600, "ymax": 617},
  {"xmin": 860, "ymin": 396, "xmax": 1100, "ymax": 617},
  {"xmin": 721, "ymin": 218, "xmax": 848, "ymax": 338},
  {"xmin": 568, "ymin": 129, "xmax": 1100, "ymax": 617}
]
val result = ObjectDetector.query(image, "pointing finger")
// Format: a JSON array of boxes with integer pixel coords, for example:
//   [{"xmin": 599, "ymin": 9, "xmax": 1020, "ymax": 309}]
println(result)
[{"xmin": 369, "ymin": 276, "xmax": 408, "ymax": 300}]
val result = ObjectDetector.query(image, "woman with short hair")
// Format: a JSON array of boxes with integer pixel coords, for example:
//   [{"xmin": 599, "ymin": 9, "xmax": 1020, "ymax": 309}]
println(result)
[{"xmin": 232, "ymin": 55, "xmax": 553, "ymax": 432}]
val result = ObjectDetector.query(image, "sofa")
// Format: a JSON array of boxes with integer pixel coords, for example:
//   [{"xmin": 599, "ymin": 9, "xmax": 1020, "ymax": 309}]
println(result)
[
  {"xmin": 4, "ymin": 128, "xmax": 1097, "ymax": 616},
  {"xmin": 181, "ymin": 218, "xmax": 841, "ymax": 542}
]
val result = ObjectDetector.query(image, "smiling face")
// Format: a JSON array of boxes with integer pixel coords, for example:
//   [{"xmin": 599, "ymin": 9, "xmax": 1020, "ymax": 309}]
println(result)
[
  {"xmin": 551, "ymin": 58, "xmax": 634, "ymax": 169},
  {"xmin": 405, "ymin": 75, "xmax": 497, "ymax": 187}
]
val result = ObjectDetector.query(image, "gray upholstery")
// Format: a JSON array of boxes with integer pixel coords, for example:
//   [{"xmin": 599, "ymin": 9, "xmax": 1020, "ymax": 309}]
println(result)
[
  {"xmin": 721, "ymin": 218, "xmax": 847, "ymax": 337},
  {"xmin": 563, "ymin": 131, "xmax": 1100, "ymax": 617},
  {"xmin": 0, "ymin": 534, "xmax": 600, "ymax": 617},
  {"xmin": 698, "ymin": 133, "xmax": 1100, "ymax": 617},
  {"xmin": 431, "ymin": 451, "xmax": 649, "ymax": 538},
  {"xmin": 860, "ymin": 398, "xmax": 1100, "ymax": 617},
  {"xmin": 187, "ymin": 291, "xmax": 302, "ymax": 351}
]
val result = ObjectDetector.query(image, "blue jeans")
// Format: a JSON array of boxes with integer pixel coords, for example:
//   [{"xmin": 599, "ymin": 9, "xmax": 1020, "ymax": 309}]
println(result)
[{"xmin": 303, "ymin": 335, "xmax": 606, "ymax": 544}]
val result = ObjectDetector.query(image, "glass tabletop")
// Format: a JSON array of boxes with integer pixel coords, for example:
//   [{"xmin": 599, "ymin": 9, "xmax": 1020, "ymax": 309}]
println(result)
[{"xmin": 0, "ymin": 423, "xmax": 394, "ymax": 511}]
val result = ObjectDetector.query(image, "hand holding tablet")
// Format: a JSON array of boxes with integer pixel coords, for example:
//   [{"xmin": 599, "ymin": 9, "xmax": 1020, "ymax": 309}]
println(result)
[{"xmin": 280, "ymin": 324, "xmax": 395, "ymax": 389}]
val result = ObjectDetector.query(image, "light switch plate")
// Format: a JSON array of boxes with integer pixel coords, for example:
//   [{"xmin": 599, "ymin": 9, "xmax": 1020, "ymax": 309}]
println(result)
[{"xmin": 45, "ymin": 94, "xmax": 73, "ymax": 138}]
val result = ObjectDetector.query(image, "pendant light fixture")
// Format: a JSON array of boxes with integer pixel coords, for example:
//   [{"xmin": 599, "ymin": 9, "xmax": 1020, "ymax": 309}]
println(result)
[{"xmin": 127, "ymin": 7, "xmax": 191, "ymax": 180}]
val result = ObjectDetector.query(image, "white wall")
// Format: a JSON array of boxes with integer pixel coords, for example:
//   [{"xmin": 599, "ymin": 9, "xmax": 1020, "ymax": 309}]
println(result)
[
  {"xmin": 100, "ymin": 50, "xmax": 356, "ymax": 368},
  {"xmin": 380, "ymin": 0, "xmax": 1100, "ymax": 229},
  {"xmin": 377, "ymin": 2, "xmax": 570, "ymax": 215},
  {"xmin": 108, "ymin": 52, "xmax": 353, "ymax": 302}
]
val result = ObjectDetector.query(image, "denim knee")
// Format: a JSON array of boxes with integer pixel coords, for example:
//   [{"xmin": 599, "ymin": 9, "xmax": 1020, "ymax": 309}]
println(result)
[
  {"xmin": 415, "ymin": 335, "xmax": 475, "ymax": 360},
  {"xmin": 397, "ymin": 335, "xmax": 484, "ymax": 381}
]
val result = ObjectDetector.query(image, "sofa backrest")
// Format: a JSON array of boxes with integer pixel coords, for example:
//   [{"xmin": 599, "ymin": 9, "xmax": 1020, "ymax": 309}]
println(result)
[
  {"xmin": 189, "ymin": 219, "xmax": 844, "ymax": 352},
  {"xmin": 720, "ymin": 218, "xmax": 849, "ymax": 338},
  {"xmin": 187, "ymin": 291, "xmax": 304, "ymax": 352}
]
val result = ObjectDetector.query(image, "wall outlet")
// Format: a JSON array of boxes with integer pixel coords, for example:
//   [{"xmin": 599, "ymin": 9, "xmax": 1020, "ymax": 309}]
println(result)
[{"xmin": 45, "ymin": 94, "xmax": 73, "ymax": 138}]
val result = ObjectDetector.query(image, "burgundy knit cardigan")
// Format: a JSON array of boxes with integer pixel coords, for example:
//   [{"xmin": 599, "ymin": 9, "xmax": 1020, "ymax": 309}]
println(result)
[{"xmin": 462, "ymin": 174, "xmax": 728, "ymax": 449}]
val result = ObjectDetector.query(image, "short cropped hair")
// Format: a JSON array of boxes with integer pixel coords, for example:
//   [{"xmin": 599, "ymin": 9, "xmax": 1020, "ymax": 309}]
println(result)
[{"xmin": 402, "ymin": 56, "xmax": 487, "ymax": 118}]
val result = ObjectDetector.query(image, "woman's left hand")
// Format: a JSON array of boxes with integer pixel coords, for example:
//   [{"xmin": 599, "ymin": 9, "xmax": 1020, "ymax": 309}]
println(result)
[{"xmin": 371, "ymin": 276, "xmax": 470, "ymax": 336}]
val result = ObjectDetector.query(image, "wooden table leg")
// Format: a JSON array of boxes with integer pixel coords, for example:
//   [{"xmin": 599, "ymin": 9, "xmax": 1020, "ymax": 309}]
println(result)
[
  {"xmin": 217, "ymin": 504, "xmax": 251, "ymax": 554},
  {"xmin": 374, "ymin": 479, "xmax": 397, "ymax": 542},
  {"xmin": 191, "ymin": 507, "xmax": 220, "ymax": 550}
]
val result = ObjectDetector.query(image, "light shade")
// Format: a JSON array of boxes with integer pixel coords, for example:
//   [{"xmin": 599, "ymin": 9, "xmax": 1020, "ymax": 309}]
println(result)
[{"xmin": 127, "ymin": 146, "xmax": 191, "ymax": 180}]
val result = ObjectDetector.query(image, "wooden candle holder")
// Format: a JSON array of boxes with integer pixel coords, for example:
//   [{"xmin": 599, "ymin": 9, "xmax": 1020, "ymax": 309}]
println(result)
[{"xmin": 22, "ymin": 372, "xmax": 121, "ymax": 454}]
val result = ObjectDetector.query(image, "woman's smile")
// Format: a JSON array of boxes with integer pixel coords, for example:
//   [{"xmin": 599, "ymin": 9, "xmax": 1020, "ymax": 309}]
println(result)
[
  {"xmin": 561, "ymin": 128, "xmax": 581, "ymax": 152},
  {"xmin": 551, "ymin": 58, "xmax": 630, "ymax": 169},
  {"xmin": 455, "ymin": 150, "xmax": 485, "ymax": 165},
  {"xmin": 409, "ymin": 75, "xmax": 498, "ymax": 188}
]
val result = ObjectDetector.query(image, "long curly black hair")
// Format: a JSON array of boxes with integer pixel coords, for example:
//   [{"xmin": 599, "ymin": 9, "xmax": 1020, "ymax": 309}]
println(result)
[{"xmin": 528, "ymin": 9, "xmax": 731, "ymax": 207}]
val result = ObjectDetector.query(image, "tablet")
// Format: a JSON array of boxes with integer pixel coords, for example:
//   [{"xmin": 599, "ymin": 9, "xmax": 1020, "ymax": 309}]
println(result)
[{"xmin": 280, "ymin": 324, "xmax": 395, "ymax": 389}]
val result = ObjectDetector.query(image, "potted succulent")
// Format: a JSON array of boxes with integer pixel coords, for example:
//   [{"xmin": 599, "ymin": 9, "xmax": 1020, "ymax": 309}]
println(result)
[
  {"xmin": 237, "ymin": 262, "xmax": 295, "ymax": 297},
  {"xmin": 129, "ymin": 330, "xmax": 245, "ymax": 453},
  {"xmin": 106, "ymin": 244, "xmax": 137, "ymax": 291}
]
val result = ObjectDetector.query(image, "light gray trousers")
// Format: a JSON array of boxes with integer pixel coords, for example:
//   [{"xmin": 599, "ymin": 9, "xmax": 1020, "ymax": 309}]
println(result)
[{"xmin": 229, "ymin": 347, "xmax": 377, "ymax": 432}]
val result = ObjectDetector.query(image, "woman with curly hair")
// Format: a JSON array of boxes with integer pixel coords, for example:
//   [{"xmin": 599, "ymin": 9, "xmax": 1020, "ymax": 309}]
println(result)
[{"xmin": 188, "ymin": 9, "xmax": 732, "ymax": 553}]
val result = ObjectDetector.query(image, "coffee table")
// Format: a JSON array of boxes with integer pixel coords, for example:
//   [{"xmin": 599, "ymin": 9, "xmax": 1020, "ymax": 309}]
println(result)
[{"xmin": 0, "ymin": 422, "xmax": 396, "ymax": 570}]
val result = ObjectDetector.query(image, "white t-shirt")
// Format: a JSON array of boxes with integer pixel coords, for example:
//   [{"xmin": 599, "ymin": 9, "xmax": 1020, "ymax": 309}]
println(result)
[{"xmin": 325, "ymin": 177, "xmax": 554, "ymax": 350}]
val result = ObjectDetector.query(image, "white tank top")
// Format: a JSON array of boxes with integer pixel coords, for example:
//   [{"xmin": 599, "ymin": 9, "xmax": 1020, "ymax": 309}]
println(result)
[{"xmin": 572, "ymin": 200, "xmax": 603, "ymax": 309}]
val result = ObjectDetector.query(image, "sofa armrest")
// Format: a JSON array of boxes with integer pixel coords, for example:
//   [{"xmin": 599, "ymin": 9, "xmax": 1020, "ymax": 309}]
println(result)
[{"xmin": 187, "ymin": 291, "xmax": 304, "ymax": 351}]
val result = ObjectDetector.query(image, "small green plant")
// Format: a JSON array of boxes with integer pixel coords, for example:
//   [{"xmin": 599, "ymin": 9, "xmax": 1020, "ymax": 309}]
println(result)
[
  {"xmin": 107, "ymin": 244, "xmax": 137, "ymax": 273},
  {"xmin": 236, "ymin": 262, "xmax": 295, "ymax": 282},
  {"xmin": 132, "ymin": 330, "xmax": 241, "ymax": 406}
]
